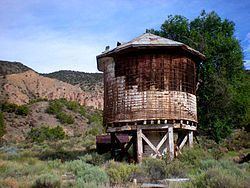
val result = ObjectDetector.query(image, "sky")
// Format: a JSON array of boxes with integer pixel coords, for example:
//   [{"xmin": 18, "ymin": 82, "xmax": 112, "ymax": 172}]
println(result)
[{"xmin": 0, "ymin": 0, "xmax": 250, "ymax": 73}]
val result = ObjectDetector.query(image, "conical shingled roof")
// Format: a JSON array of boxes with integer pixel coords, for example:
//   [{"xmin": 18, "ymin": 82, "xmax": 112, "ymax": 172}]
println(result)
[
  {"xmin": 97, "ymin": 33, "xmax": 205, "ymax": 60},
  {"xmin": 117, "ymin": 33, "xmax": 183, "ymax": 48}
]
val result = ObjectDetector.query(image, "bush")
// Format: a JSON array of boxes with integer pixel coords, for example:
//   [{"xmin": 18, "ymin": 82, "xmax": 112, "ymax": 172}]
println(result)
[
  {"xmin": 46, "ymin": 100, "xmax": 63, "ymax": 114},
  {"xmin": 187, "ymin": 159, "xmax": 250, "ymax": 188},
  {"xmin": 86, "ymin": 123, "xmax": 103, "ymax": 136},
  {"xmin": 79, "ymin": 106, "xmax": 86, "ymax": 116},
  {"xmin": 188, "ymin": 167, "xmax": 248, "ymax": 188},
  {"xmin": 65, "ymin": 101, "xmax": 79, "ymax": 112},
  {"xmin": 1, "ymin": 103, "xmax": 18, "ymax": 113},
  {"xmin": 77, "ymin": 166, "xmax": 109, "ymax": 185},
  {"xmin": 64, "ymin": 160, "xmax": 109, "ymax": 185},
  {"xmin": 27, "ymin": 126, "xmax": 65, "ymax": 142},
  {"xmin": 64, "ymin": 160, "xmax": 90, "ymax": 174},
  {"xmin": 88, "ymin": 111, "xmax": 103, "ymax": 125},
  {"xmin": 106, "ymin": 160, "xmax": 138, "ymax": 184},
  {"xmin": 223, "ymin": 129, "xmax": 250, "ymax": 151},
  {"xmin": 1, "ymin": 103, "xmax": 29, "ymax": 116},
  {"xmin": 82, "ymin": 134, "xmax": 96, "ymax": 149},
  {"xmin": 141, "ymin": 158, "xmax": 167, "ymax": 181},
  {"xmin": 178, "ymin": 146, "xmax": 210, "ymax": 167},
  {"xmin": 29, "ymin": 98, "xmax": 48, "ymax": 104},
  {"xmin": 46, "ymin": 99, "xmax": 75, "ymax": 124},
  {"xmin": 33, "ymin": 173, "xmax": 61, "ymax": 188},
  {"xmin": 0, "ymin": 111, "xmax": 5, "ymax": 138},
  {"xmin": 165, "ymin": 160, "xmax": 187, "ymax": 178},
  {"xmin": 15, "ymin": 105, "xmax": 29, "ymax": 116},
  {"xmin": 80, "ymin": 152, "xmax": 111, "ymax": 166},
  {"xmin": 56, "ymin": 112, "xmax": 74, "ymax": 124}
]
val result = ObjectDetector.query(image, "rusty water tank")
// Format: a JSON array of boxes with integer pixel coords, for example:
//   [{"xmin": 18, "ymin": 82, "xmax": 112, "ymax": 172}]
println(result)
[{"xmin": 97, "ymin": 33, "xmax": 205, "ymax": 127}]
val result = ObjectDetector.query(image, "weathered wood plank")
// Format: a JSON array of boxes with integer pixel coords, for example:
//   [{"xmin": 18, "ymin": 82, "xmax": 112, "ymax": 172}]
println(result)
[
  {"xmin": 106, "ymin": 123, "xmax": 196, "ymax": 133},
  {"xmin": 179, "ymin": 135, "xmax": 188, "ymax": 150},
  {"xmin": 188, "ymin": 131, "xmax": 193, "ymax": 148},
  {"xmin": 168, "ymin": 126, "xmax": 174, "ymax": 161},
  {"xmin": 162, "ymin": 178, "xmax": 190, "ymax": 182},
  {"xmin": 141, "ymin": 133, "xmax": 160, "ymax": 155},
  {"xmin": 141, "ymin": 183, "xmax": 166, "ymax": 188},
  {"xmin": 137, "ymin": 129, "xmax": 143, "ymax": 163},
  {"xmin": 156, "ymin": 133, "xmax": 168, "ymax": 151}
]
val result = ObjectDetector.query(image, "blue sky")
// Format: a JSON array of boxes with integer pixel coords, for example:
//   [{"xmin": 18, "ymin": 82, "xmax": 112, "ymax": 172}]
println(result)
[{"xmin": 0, "ymin": 0, "xmax": 249, "ymax": 73}]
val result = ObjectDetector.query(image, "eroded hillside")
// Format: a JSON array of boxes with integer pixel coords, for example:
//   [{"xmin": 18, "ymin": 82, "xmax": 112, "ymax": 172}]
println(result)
[{"xmin": 0, "ymin": 70, "xmax": 102, "ymax": 109}]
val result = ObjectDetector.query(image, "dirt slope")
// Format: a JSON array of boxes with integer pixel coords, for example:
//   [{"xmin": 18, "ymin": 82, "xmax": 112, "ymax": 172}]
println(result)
[{"xmin": 0, "ymin": 70, "xmax": 103, "ymax": 109}]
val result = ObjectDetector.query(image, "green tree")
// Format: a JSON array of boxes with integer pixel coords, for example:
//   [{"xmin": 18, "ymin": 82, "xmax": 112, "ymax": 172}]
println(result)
[{"xmin": 147, "ymin": 10, "xmax": 248, "ymax": 142}]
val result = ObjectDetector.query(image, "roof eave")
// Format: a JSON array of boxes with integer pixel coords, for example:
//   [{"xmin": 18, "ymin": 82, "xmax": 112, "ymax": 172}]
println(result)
[{"xmin": 96, "ymin": 44, "xmax": 205, "ymax": 61}]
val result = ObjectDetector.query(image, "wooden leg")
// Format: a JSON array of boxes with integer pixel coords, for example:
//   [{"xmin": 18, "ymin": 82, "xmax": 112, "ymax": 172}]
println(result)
[
  {"xmin": 133, "ymin": 133, "xmax": 137, "ymax": 163},
  {"xmin": 111, "ymin": 133, "xmax": 116, "ymax": 159},
  {"xmin": 168, "ymin": 126, "xmax": 174, "ymax": 161},
  {"xmin": 175, "ymin": 134, "xmax": 188, "ymax": 157},
  {"xmin": 188, "ymin": 131, "xmax": 193, "ymax": 148},
  {"xmin": 137, "ymin": 129, "xmax": 143, "ymax": 163}
]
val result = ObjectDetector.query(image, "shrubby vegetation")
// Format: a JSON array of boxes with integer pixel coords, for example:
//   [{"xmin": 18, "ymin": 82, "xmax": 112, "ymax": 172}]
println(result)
[
  {"xmin": 0, "ymin": 111, "xmax": 5, "ymax": 138},
  {"xmin": 1, "ymin": 103, "xmax": 29, "ymax": 116},
  {"xmin": 46, "ymin": 99, "xmax": 64, "ymax": 114},
  {"xmin": 46, "ymin": 98, "xmax": 103, "ymax": 128},
  {"xmin": 88, "ymin": 110, "xmax": 103, "ymax": 125},
  {"xmin": 56, "ymin": 112, "xmax": 74, "ymax": 124},
  {"xmin": 27, "ymin": 126, "xmax": 65, "ymax": 142},
  {"xmin": 106, "ymin": 160, "xmax": 138, "ymax": 184},
  {"xmin": 46, "ymin": 99, "xmax": 104, "ymax": 141},
  {"xmin": 141, "ymin": 157, "xmax": 167, "ymax": 181},
  {"xmin": 187, "ymin": 159, "xmax": 250, "ymax": 188},
  {"xmin": 80, "ymin": 152, "xmax": 111, "ymax": 166},
  {"xmin": 85, "ymin": 110, "xmax": 104, "ymax": 137},
  {"xmin": 29, "ymin": 98, "xmax": 48, "ymax": 104},
  {"xmin": 33, "ymin": 173, "xmax": 61, "ymax": 188},
  {"xmin": 0, "ymin": 130, "xmax": 249, "ymax": 187},
  {"xmin": 65, "ymin": 100, "xmax": 79, "ymax": 112},
  {"xmin": 46, "ymin": 99, "xmax": 75, "ymax": 124}
]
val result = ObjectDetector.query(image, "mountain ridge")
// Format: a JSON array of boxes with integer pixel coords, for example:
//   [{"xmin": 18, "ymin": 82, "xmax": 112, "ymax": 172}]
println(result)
[{"xmin": 0, "ymin": 60, "xmax": 103, "ymax": 109}]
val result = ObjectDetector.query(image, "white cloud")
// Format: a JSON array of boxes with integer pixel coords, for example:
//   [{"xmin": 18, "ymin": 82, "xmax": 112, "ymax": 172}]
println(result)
[
  {"xmin": 244, "ymin": 60, "xmax": 250, "ymax": 69},
  {"xmin": 0, "ymin": 30, "xmax": 109, "ymax": 73}
]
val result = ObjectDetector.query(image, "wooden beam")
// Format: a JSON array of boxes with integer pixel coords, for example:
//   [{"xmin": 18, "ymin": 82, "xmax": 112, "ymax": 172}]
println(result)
[
  {"xmin": 125, "ymin": 136, "xmax": 134, "ymax": 151},
  {"xmin": 137, "ymin": 129, "xmax": 143, "ymax": 163},
  {"xmin": 168, "ymin": 126, "xmax": 174, "ymax": 161},
  {"xmin": 188, "ymin": 131, "xmax": 193, "ymax": 148},
  {"xmin": 141, "ymin": 133, "xmax": 160, "ymax": 155},
  {"xmin": 179, "ymin": 135, "xmax": 188, "ymax": 150},
  {"xmin": 156, "ymin": 133, "xmax": 168, "ymax": 151},
  {"xmin": 107, "ymin": 123, "xmax": 197, "ymax": 133}
]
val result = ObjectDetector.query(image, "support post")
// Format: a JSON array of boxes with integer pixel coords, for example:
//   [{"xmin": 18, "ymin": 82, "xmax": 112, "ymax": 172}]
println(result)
[
  {"xmin": 188, "ymin": 131, "xmax": 193, "ymax": 148},
  {"xmin": 111, "ymin": 133, "xmax": 116, "ymax": 159},
  {"xmin": 168, "ymin": 126, "xmax": 174, "ymax": 161},
  {"xmin": 137, "ymin": 129, "xmax": 143, "ymax": 163},
  {"xmin": 133, "ymin": 133, "xmax": 137, "ymax": 163}
]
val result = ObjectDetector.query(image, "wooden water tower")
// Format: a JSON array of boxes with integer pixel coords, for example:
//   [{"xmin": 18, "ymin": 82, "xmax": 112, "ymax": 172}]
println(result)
[{"xmin": 96, "ymin": 33, "xmax": 205, "ymax": 162}]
